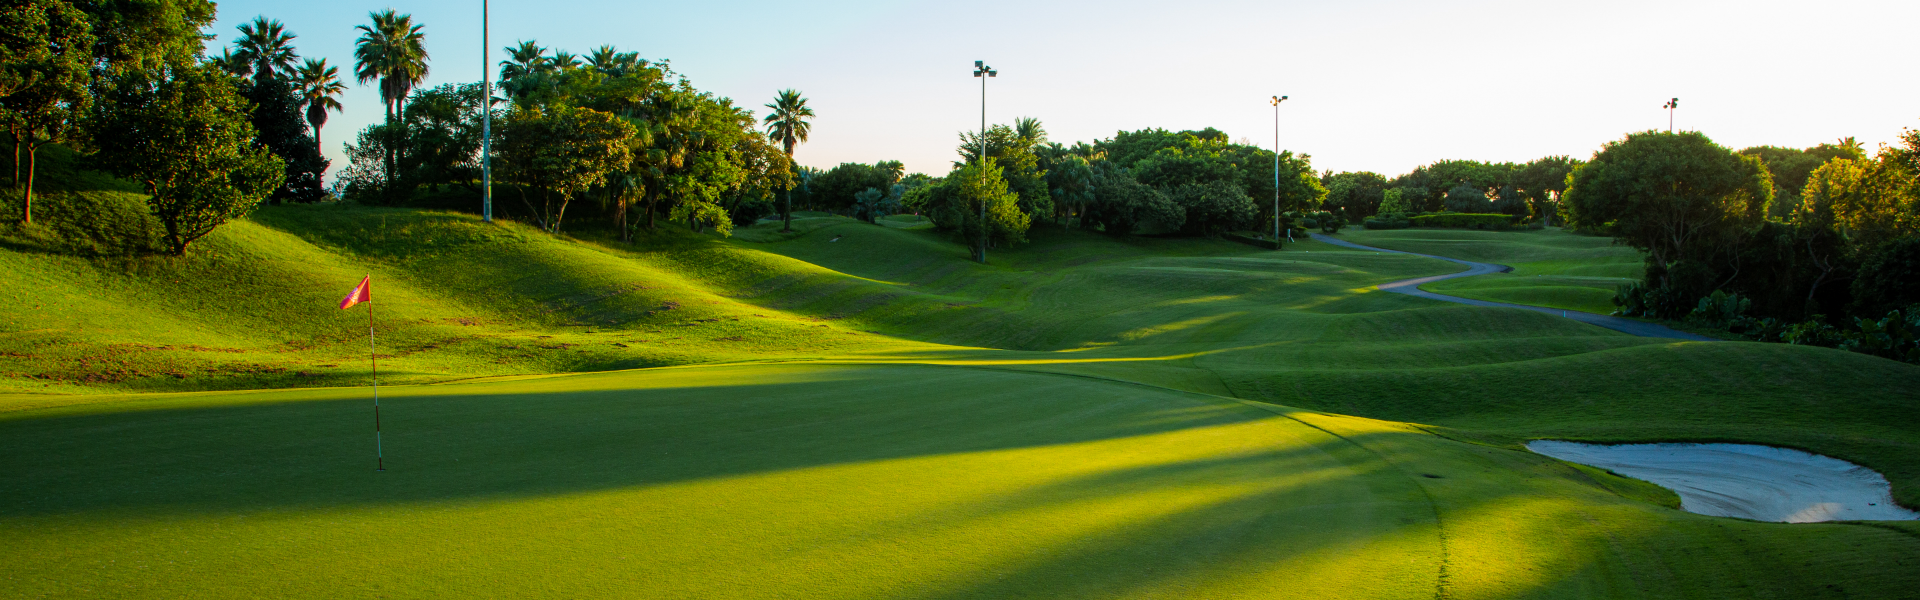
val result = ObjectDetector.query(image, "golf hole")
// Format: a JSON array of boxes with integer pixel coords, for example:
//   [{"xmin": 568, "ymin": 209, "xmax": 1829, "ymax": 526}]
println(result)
[{"xmin": 1527, "ymin": 440, "xmax": 1920, "ymax": 523}]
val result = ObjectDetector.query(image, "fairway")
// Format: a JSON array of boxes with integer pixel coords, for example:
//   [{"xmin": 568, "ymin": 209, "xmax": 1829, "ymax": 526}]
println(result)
[
  {"xmin": 6, "ymin": 209, "xmax": 1920, "ymax": 598},
  {"xmin": 1336, "ymin": 228, "xmax": 1642, "ymax": 315}
]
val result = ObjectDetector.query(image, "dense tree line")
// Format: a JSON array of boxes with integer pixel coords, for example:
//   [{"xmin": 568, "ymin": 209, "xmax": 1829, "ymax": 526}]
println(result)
[
  {"xmin": 339, "ymin": 38, "xmax": 793, "ymax": 240},
  {"xmin": 1324, "ymin": 156, "xmax": 1579, "ymax": 227},
  {"xmin": 1564, "ymin": 128, "xmax": 1920, "ymax": 362},
  {"xmin": 887, "ymin": 123, "xmax": 1325, "ymax": 259}
]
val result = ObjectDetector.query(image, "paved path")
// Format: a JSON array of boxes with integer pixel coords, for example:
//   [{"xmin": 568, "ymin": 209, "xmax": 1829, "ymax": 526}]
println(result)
[{"xmin": 1310, "ymin": 233, "xmax": 1717, "ymax": 341}]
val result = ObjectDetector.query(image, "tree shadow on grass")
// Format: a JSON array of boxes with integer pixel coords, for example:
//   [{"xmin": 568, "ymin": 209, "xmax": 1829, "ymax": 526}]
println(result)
[{"xmin": 1, "ymin": 363, "xmax": 1347, "ymax": 520}]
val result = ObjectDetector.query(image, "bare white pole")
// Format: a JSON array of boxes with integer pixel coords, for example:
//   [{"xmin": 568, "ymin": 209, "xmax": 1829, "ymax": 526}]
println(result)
[{"xmin": 481, "ymin": 0, "xmax": 493, "ymax": 222}]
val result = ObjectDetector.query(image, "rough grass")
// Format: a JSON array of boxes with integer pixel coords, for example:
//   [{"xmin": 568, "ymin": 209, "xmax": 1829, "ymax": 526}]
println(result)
[{"xmin": 4, "ymin": 166, "xmax": 1920, "ymax": 598}]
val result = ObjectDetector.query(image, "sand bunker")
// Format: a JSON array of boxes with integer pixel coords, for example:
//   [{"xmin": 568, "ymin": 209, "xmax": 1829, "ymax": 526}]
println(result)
[{"xmin": 1527, "ymin": 440, "xmax": 1919, "ymax": 523}]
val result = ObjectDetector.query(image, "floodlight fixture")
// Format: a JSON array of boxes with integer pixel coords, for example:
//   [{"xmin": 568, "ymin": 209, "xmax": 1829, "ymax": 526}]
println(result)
[
  {"xmin": 971, "ymin": 60, "xmax": 999, "ymax": 263},
  {"xmin": 1271, "ymin": 95, "xmax": 1290, "ymax": 245}
]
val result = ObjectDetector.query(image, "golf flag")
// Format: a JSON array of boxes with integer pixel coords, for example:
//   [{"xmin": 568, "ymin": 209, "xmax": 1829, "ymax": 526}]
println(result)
[
  {"xmin": 340, "ymin": 276, "xmax": 371, "ymax": 309},
  {"xmin": 339, "ymin": 275, "xmax": 384, "ymax": 470}
]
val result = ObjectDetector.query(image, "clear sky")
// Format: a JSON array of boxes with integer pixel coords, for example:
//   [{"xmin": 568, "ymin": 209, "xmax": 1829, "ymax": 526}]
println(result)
[{"xmin": 206, "ymin": 0, "xmax": 1919, "ymax": 180}]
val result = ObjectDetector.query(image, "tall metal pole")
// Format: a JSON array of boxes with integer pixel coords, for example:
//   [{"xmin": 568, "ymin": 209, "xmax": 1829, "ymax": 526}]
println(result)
[
  {"xmin": 1270, "ymin": 95, "xmax": 1287, "ymax": 246},
  {"xmin": 973, "ymin": 61, "xmax": 995, "ymax": 264},
  {"xmin": 481, "ymin": 0, "xmax": 493, "ymax": 222}
]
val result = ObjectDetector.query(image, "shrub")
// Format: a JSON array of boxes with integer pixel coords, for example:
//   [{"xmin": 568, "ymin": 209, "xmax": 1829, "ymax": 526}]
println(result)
[
  {"xmin": 1408, "ymin": 213, "xmax": 1516, "ymax": 229},
  {"xmin": 1612, "ymin": 281, "xmax": 1693, "ymax": 320},
  {"xmin": 1364, "ymin": 212, "xmax": 1411, "ymax": 230},
  {"xmin": 1783, "ymin": 318, "xmax": 1843, "ymax": 347},
  {"xmin": 1686, "ymin": 290, "xmax": 1750, "ymax": 328}
]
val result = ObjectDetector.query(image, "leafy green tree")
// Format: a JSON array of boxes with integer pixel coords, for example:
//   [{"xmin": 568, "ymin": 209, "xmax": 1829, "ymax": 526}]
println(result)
[
  {"xmin": 70, "ymin": 0, "xmax": 214, "ymax": 81},
  {"xmin": 91, "ymin": 64, "xmax": 284, "ymax": 254},
  {"xmin": 1564, "ymin": 130, "xmax": 1773, "ymax": 291},
  {"xmin": 762, "ymin": 88, "xmax": 812, "ymax": 231},
  {"xmin": 959, "ymin": 123, "xmax": 1050, "ymax": 219},
  {"xmin": 1378, "ymin": 188, "xmax": 1411, "ymax": 215},
  {"xmin": 1511, "ymin": 155, "xmax": 1579, "ymax": 223},
  {"xmin": 353, "ymin": 9, "xmax": 429, "ymax": 192},
  {"xmin": 1080, "ymin": 162, "xmax": 1181, "ymax": 235},
  {"xmin": 1442, "ymin": 183, "xmax": 1490, "ymax": 213},
  {"xmin": 240, "ymin": 74, "xmax": 327, "ymax": 202},
  {"xmin": 295, "ymin": 58, "xmax": 344, "ymax": 155},
  {"xmin": 1171, "ymin": 180, "xmax": 1256, "ymax": 237},
  {"xmin": 1, "ymin": 0, "xmax": 93, "ymax": 224},
  {"xmin": 398, "ymin": 83, "xmax": 486, "ymax": 191},
  {"xmin": 1044, "ymin": 152, "xmax": 1096, "ymax": 226},
  {"xmin": 934, "ymin": 158, "xmax": 1027, "ymax": 260},
  {"xmin": 1322, "ymin": 171, "xmax": 1388, "ymax": 217},
  {"xmin": 811, "ymin": 162, "xmax": 886, "ymax": 211},
  {"xmin": 495, "ymin": 104, "xmax": 634, "ymax": 233},
  {"xmin": 1740, "ymin": 140, "xmax": 1868, "ymax": 219},
  {"xmin": 1813, "ymin": 130, "xmax": 1918, "ymax": 252}
]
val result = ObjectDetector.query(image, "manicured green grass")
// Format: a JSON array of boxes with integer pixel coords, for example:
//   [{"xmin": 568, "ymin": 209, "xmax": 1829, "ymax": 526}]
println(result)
[
  {"xmin": 5, "ymin": 170, "xmax": 1920, "ymax": 598},
  {"xmin": 7, "ymin": 363, "xmax": 1919, "ymax": 598},
  {"xmin": 1336, "ymin": 227, "xmax": 1642, "ymax": 314}
]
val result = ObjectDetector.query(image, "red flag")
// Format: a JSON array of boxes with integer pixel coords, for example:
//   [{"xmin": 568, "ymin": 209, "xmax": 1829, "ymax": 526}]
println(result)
[{"xmin": 339, "ymin": 276, "xmax": 371, "ymax": 309}]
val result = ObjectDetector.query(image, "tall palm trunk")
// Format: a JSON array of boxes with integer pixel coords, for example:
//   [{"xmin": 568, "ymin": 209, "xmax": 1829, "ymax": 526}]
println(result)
[
  {"xmin": 782, "ymin": 142, "xmax": 796, "ymax": 232},
  {"xmin": 383, "ymin": 99, "xmax": 395, "ymax": 190}
]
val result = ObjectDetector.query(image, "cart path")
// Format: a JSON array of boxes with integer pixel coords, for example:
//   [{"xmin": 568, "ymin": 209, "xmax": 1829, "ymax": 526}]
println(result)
[{"xmin": 1310, "ymin": 233, "xmax": 1718, "ymax": 341}]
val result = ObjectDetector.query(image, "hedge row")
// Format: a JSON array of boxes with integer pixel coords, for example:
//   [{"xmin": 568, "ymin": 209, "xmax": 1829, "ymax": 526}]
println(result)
[{"xmin": 1408, "ymin": 213, "xmax": 1517, "ymax": 229}]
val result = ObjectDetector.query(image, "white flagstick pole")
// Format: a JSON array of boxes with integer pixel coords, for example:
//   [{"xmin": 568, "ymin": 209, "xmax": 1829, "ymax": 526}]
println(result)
[{"xmin": 369, "ymin": 275, "xmax": 383, "ymax": 471}]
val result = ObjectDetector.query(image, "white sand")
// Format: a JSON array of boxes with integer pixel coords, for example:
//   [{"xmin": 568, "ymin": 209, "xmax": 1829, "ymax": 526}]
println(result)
[{"xmin": 1527, "ymin": 440, "xmax": 1919, "ymax": 523}]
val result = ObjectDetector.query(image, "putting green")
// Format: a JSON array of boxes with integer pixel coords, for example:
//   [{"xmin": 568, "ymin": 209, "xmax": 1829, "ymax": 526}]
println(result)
[{"xmin": 3, "ymin": 364, "xmax": 1447, "ymax": 598}]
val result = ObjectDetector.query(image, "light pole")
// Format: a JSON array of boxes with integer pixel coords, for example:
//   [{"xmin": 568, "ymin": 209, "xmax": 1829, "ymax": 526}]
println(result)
[
  {"xmin": 973, "ymin": 60, "xmax": 996, "ymax": 264},
  {"xmin": 481, "ymin": 0, "xmax": 493, "ymax": 222},
  {"xmin": 1271, "ymin": 95, "xmax": 1287, "ymax": 246},
  {"xmin": 1662, "ymin": 97, "xmax": 1678, "ymax": 133}
]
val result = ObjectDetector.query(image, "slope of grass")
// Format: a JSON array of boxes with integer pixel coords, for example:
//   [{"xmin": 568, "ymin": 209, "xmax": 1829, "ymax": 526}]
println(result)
[{"xmin": 1337, "ymin": 227, "xmax": 1642, "ymax": 314}]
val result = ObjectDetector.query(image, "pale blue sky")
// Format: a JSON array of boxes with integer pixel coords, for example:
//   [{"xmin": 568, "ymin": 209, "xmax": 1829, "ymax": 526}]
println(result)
[{"xmin": 207, "ymin": 0, "xmax": 1919, "ymax": 179}]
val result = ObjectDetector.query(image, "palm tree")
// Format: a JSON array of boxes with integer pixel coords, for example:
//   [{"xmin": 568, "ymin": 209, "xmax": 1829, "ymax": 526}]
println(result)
[
  {"xmin": 549, "ymin": 50, "xmax": 581, "ymax": 72},
  {"xmin": 498, "ymin": 40, "xmax": 547, "ymax": 102},
  {"xmin": 232, "ymin": 16, "xmax": 299, "ymax": 85},
  {"xmin": 1015, "ymin": 117, "xmax": 1046, "ymax": 145},
  {"xmin": 354, "ymin": 9, "xmax": 429, "ymax": 189},
  {"xmin": 296, "ymin": 58, "xmax": 346, "ymax": 156},
  {"xmin": 762, "ymin": 89, "xmax": 813, "ymax": 232},
  {"xmin": 211, "ymin": 48, "xmax": 251, "ymax": 78}
]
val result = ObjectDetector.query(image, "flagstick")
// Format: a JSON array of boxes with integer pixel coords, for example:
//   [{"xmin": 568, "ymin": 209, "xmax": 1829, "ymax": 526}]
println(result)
[{"xmin": 370, "ymin": 275, "xmax": 383, "ymax": 472}]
